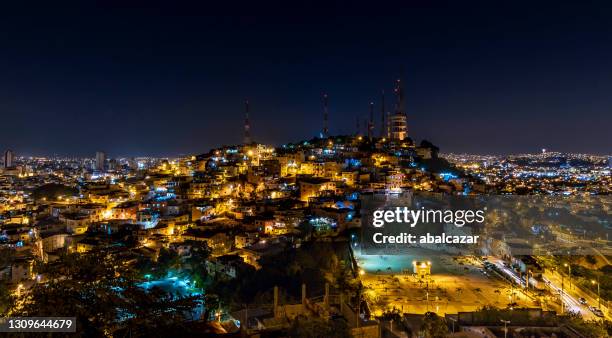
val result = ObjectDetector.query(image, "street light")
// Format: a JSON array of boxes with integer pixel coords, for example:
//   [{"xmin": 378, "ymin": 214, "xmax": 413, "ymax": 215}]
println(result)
[
  {"xmin": 500, "ymin": 319, "xmax": 511, "ymax": 338},
  {"xmin": 564, "ymin": 263, "xmax": 571, "ymax": 290},
  {"xmin": 448, "ymin": 316, "xmax": 457, "ymax": 333},
  {"xmin": 560, "ymin": 273, "xmax": 565, "ymax": 313},
  {"xmin": 526, "ymin": 269, "xmax": 532, "ymax": 289},
  {"xmin": 591, "ymin": 278, "xmax": 600, "ymax": 309}
]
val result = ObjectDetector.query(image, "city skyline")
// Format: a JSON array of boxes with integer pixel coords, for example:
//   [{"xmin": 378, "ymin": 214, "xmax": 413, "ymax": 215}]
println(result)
[
  {"xmin": 1, "ymin": 3, "xmax": 610, "ymax": 336},
  {"xmin": 1, "ymin": 2, "xmax": 612, "ymax": 156}
]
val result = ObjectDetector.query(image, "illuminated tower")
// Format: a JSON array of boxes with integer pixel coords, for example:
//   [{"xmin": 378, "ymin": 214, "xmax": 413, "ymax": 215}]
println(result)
[
  {"xmin": 390, "ymin": 78, "xmax": 408, "ymax": 140},
  {"xmin": 243, "ymin": 99, "xmax": 251, "ymax": 144},
  {"xmin": 322, "ymin": 93, "xmax": 329, "ymax": 138},
  {"xmin": 386, "ymin": 112, "xmax": 391, "ymax": 138},
  {"xmin": 380, "ymin": 90, "xmax": 386, "ymax": 138},
  {"xmin": 368, "ymin": 101, "xmax": 374, "ymax": 140}
]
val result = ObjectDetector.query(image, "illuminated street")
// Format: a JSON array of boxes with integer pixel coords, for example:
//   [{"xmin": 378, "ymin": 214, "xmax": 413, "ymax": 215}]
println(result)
[{"xmin": 543, "ymin": 271, "xmax": 608, "ymax": 321}]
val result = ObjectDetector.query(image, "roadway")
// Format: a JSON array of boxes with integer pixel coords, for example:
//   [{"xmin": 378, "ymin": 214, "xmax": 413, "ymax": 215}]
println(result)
[
  {"xmin": 489, "ymin": 257, "xmax": 604, "ymax": 321},
  {"xmin": 543, "ymin": 270, "xmax": 608, "ymax": 321}
]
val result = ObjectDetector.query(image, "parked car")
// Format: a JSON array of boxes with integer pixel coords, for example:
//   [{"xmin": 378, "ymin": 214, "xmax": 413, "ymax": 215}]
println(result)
[
  {"xmin": 578, "ymin": 297, "xmax": 587, "ymax": 305},
  {"xmin": 590, "ymin": 306, "xmax": 604, "ymax": 317}
]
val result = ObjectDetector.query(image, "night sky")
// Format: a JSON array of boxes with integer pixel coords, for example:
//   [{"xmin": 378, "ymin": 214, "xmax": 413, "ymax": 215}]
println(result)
[{"xmin": 1, "ymin": 1, "xmax": 611, "ymax": 157}]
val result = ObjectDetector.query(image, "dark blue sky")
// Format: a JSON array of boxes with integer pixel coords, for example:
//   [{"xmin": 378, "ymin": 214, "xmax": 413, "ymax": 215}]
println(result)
[{"xmin": 1, "ymin": 1, "xmax": 611, "ymax": 157}]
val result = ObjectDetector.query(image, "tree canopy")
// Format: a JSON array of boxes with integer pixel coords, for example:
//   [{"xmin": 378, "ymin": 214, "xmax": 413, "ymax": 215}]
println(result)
[{"xmin": 31, "ymin": 183, "xmax": 79, "ymax": 201}]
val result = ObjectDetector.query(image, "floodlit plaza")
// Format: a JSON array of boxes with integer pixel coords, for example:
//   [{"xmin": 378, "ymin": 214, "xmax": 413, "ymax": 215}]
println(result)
[{"xmin": 355, "ymin": 249, "xmax": 540, "ymax": 316}]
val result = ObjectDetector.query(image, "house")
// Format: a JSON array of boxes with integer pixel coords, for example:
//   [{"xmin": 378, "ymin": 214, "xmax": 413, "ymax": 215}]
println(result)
[
  {"xmin": 206, "ymin": 254, "xmax": 254, "ymax": 279},
  {"xmin": 181, "ymin": 228, "xmax": 232, "ymax": 255},
  {"xmin": 298, "ymin": 177, "xmax": 335, "ymax": 202},
  {"xmin": 40, "ymin": 231, "xmax": 70, "ymax": 252},
  {"xmin": 59, "ymin": 212, "xmax": 90, "ymax": 234},
  {"xmin": 11, "ymin": 257, "xmax": 33, "ymax": 283}
]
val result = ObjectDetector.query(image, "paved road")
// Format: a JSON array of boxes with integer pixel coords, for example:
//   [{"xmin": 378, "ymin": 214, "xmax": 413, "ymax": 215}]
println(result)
[
  {"xmin": 489, "ymin": 256, "xmax": 605, "ymax": 321},
  {"xmin": 543, "ymin": 270, "xmax": 608, "ymax": 321}
]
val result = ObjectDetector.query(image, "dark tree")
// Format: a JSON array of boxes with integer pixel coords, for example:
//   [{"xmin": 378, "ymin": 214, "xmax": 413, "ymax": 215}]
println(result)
[
  {"xmin": 288, "ymin": 315, "xmax": 350, "ymax": 338},
  {"xmin": 420, "ymin": 312, "xmax": 449, "ymax": 338}
]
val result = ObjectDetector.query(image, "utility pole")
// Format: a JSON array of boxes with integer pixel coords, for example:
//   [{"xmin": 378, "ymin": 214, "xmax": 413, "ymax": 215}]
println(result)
[
  {"xmin": 357, "ymin": 287, "xmax": 361, "ymax": 328},
  {"xmin": 380, "ymin": 90, "xmax": 385, "ymax": 137},
  {"xmin": 243, "ymin": 99, "xmax": 251, "ymax": 144},
  {"xmin": 561, "ymin": 274, "xmax": 565, "ymax": 313},
  {"xmin": 322, "ymin": 93, "xmax": 329, "ymax": 138},
  {"xmin": 564, "ymin": 263, "xmax": 571, "ymax": 290},
  {"xmin": 592, "ymin": 276, "xmax": 601, "ymax": 309},
  {"xmin": 448, "ymin": 317, "xmax": 456, "ymax": 333},
  {"xmin": 368, "ymin": 101, "xmax": 374, "ymax": 140}
]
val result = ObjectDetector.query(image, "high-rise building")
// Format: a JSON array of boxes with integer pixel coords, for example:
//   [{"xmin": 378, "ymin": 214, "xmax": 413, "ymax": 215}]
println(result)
[
  {"xmin": 390, "ymin": 78, "xmax": 408, "ymax": 141},
  {"xmin": 108, "ymin": 159, "xmax": 118, "ymax": 171},
  {"xmin": 3, "ymin": 149, "xmax": 14, "ymax": 168},
  {"xmin": 95, "ymin": 151, "xmax": 106, "ymax": 171}
]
